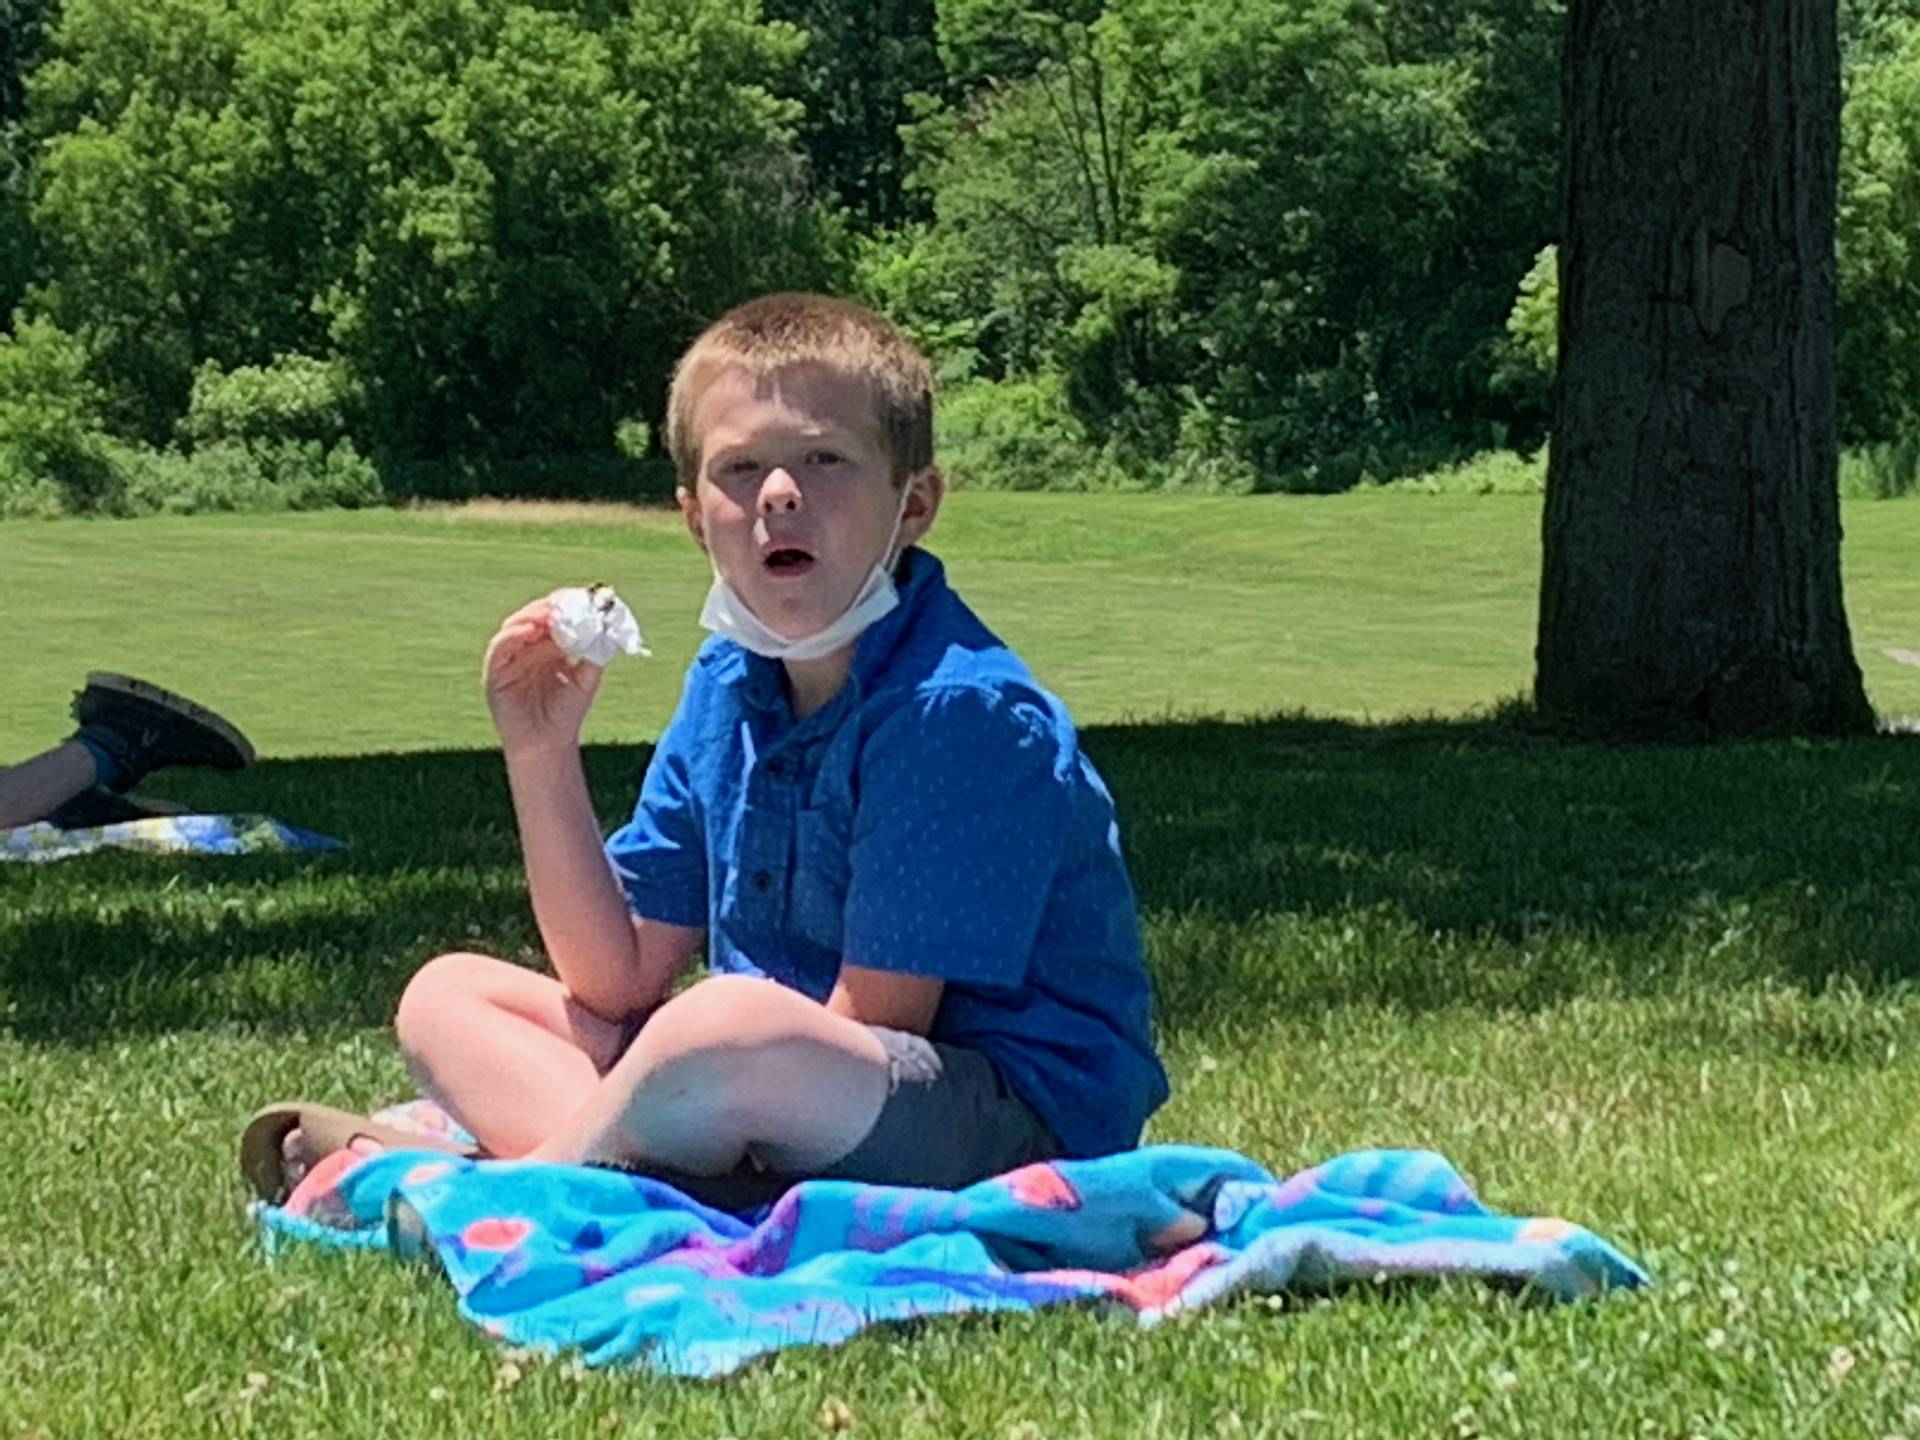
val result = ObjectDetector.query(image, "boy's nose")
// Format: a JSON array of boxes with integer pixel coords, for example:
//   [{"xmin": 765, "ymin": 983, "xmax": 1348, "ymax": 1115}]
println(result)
[{"xmin": 759, "ymin": 467, "xmax": 802, "ymax": 513}]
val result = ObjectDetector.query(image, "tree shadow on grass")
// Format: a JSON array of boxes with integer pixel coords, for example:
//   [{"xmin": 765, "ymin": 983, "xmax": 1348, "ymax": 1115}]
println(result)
[
  {"xmin": 3, "ymin": 717, "xmax": 1917, "ymax": 1045},
  {"xmin": 0, "ymin": 747, "xmax": 564, "ymax": 1044},
  {"xmin": 1089, "ymin": 712, "xmax": 1920, "ymax": 1025}
]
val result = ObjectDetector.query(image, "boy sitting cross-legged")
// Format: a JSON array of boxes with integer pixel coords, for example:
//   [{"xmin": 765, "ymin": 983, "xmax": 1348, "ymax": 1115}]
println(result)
[{"xmin": 243, "ymin": 294, "xmax": 1169, "ymax": 1208}]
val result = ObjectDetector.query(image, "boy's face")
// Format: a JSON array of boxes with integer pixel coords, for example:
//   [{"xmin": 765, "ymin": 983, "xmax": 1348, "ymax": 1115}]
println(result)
[{"xmin": 679, "ymin": 363, "xmax": 942, "ymax": 641}]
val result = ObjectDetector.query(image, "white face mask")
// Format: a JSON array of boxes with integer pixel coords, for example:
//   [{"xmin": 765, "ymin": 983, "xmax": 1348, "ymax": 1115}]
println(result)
[{"xmin": 698, "ymin": 483, "xmax": 914, "ymax": 663}]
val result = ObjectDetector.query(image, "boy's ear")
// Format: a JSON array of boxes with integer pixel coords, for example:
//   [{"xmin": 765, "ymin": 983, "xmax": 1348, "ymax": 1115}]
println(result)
[
  {"xmin": 677, "ymin": 486, "xmax": 706, "ymax": 549},
  {"xmin": 901, "ymin": 466, "xmax": 945, "ymax": 546}
]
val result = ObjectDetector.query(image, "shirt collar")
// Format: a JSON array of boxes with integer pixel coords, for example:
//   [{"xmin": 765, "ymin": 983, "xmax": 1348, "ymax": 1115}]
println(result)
[
  {"xmin": 849, "ymin": 546, "xmax": 943, "ymax": 688},
  {"xmin": 714, "ymin": 547, "xmax": 947, "ymax": 716}
]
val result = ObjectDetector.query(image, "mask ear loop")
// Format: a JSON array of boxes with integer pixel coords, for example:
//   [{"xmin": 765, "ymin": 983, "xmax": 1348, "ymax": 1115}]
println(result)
[{"xmin": 881, "ymin": 475, "xmax": 919, "ymax": 576}]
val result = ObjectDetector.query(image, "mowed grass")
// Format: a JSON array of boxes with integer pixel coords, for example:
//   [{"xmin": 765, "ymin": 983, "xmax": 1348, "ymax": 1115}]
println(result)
[{"xmin": 2, "ymin": 493, "xmax": 1919, "ymax": 1438}]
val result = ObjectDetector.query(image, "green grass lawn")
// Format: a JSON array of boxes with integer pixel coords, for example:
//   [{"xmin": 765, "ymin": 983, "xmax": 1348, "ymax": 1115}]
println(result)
[{"xmin": 3, "ymin": 494, "xmax": 1919, "ymax": 1437}]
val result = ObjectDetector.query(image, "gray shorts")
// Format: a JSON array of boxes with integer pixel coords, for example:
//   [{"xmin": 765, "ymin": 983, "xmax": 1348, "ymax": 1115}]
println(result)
[{"xmin": 816, "ymin": 1027, "xmax": 1061, "ymax": 1190}]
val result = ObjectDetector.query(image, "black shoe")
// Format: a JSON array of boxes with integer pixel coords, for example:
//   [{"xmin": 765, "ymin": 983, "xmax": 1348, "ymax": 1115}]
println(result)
[
  {"xmin": 43, "ymin": 787, "xmax": 191, "ymax": 830},
  {"xmin": 70, "ymin": 672, "xmax": 255, "ymax": 791}
]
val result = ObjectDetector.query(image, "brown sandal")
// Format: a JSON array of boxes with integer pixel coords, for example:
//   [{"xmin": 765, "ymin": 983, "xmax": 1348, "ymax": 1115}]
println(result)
[
  {"xmin": 241, "ymin": 1102, "xmax": 799, "ymax": 1212},
  {"xmin": 239, "ymin": 1102, "xmax": 479, "ymax": 1205}
]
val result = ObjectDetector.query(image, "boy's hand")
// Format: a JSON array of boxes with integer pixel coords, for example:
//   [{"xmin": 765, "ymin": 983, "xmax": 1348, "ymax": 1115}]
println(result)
[{"xmin": 484, "ymin": 594, "xmax": 607, "ymax": 756}]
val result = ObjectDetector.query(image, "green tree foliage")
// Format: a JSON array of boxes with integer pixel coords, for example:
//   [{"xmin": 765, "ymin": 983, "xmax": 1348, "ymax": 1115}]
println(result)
[
  {"xmin": 0, "ymin": 0, "xmax": 55, "ymax": 323},
  {"xmin": 1838, "ymin": 13, "xmax": 1920, "ymax": 449},
  {"xmin": 1164, "ymin": 0, "xmax": 1547, "ymax": 478},
  {"xmin": 1491, "ymin": 245, "xmax": 1557, "ymax": 414},
  {"xmin": 879, "ymin": 0, "xmax": 1564, "ymax": 486},
  {"xmin": 27, "ymin": 0, "xmax": 276, "ymax": 439},
  {"xmin": 0, "ymin": 314, "xmax": 116, "ymax": 514},
  {"xmin": 875, "ymin": 1, "xmax": 1186, "ymax": 446},
  {"xmin": 4, "ymin": 0, "xmax": 1919, "ymax": 506},
  {"xmin": 763, "ymin": 0, "xmax": 942, "ymax": 227},
  {"xmin": 25, "ymin": 0, "xmax": 840, "ymax": 460}
]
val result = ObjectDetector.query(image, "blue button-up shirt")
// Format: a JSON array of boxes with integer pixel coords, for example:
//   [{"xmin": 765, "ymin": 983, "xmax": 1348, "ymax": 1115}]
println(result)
[{"xmin": 604, "ymin": 549, "xmax": 1169, "ymax": 1157}]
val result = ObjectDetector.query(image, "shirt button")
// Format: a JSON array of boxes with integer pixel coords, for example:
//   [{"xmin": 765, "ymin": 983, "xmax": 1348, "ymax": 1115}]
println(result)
[
  {"xmin": 752, "ymin": 870, "xmax": 773, "ymax": 893},
  {"xmin": 766, "ymin": 758, "xmax": 786, "ymax": 779}
]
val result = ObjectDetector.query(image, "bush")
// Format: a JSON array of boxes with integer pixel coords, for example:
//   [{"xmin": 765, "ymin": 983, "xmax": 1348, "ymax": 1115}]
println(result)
[
  {"xmin": 0, "ymin": 455, "xmax": 66, "ymax": 518},
  {"xmin": 934, "ymin": 376, "xmax": 1263, "ymax": 492},
  {"xmin": 1160, "ymin": 451, "xmax": 1258, "ymax": 492},
  {"xmin": 179, "ymin": 354, "xmax": 360, "ymax": 448},
  {"xmin": 0, "ymin": 315, "xmax": 121, "ymax": 513},
  {"xmin": 1840, "ymin": 438, "xmax": 1920, "ymax": 499},
  {"xmin": 114, "ymin": 439, "xmax": 385, "ymax": 515},
  {"xmin": 936, "ymin": 375, "xmax": 1107, "ymax": 490},
  {"xmin": 1, "ymin": 434, "xmax": 386, "ymax": 519},
  {"xmin": 1372, "ymin": 448, "xmax": 1549, "ymax": 496}
]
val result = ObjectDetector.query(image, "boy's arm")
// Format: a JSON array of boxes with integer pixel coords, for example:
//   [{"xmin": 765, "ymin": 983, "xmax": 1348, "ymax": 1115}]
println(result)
[
  {"xmin": 483, "ymin": 591, "xmax": 702, "ymax": 1021},
  {"xmin": 826, "ymin": 965, "xmax": 943, "ymax": 1034},
  {"xmin": 837, "ymin": 685, "xmax": 1077, "ymax": 1022},
  {"xmin": 506, "ymin": 744, "xmax": 701, "ymax": 1021}
]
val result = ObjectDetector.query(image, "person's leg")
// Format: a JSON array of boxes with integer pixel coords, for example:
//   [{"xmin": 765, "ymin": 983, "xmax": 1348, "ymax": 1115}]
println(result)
[
  {"xmin": 68, "ymin": 672, "xmax": 253, "ymax": 788},
  {"xmin": 286, "ymin": 964, "xmax": 1039, "ymax": 1202},
  {"xmin": 525, "ymin": 974, "xmax": 891, "ymax": 1177},
  {"xmin": 392, "ymin": 951, "xmax": 636, "ymax": 1157},
  {"xmin": 271, "ymin": 951, "xmax": 632, "ymax": 1194},
  {"xmin": 0, "ymin": 742, "xmax": 100, "ymax": 829},
  {"xmin": 2, "ymin": 674, "xmax": 256, "ymax": 830}
]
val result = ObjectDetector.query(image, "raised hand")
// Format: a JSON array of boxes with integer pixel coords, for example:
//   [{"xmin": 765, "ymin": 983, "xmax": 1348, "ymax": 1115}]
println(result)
[{"xmin": 483, "ymin": 594, "xmax": 608, "ymax": 757}]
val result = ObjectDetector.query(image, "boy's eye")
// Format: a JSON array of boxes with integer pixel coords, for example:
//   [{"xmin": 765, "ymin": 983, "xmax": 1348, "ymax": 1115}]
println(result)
[
  {"xmin": 721, "ymin": 457, "xmax": 760, "ymax": 478},
  {"xmin": 803, "ymin": 449, "xmax": 846, "ymax": 468}
]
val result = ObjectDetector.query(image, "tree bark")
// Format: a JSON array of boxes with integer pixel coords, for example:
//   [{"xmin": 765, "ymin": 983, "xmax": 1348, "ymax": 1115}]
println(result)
[{"xmin": 1537, "ymin": 0, "xmax": 1874, "ymax": 738}]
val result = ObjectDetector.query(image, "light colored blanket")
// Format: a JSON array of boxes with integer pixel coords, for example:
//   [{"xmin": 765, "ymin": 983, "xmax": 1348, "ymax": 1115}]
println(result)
[{"xmin": 2, "ymin": 814, "xmax": 342, "ymax": 863}]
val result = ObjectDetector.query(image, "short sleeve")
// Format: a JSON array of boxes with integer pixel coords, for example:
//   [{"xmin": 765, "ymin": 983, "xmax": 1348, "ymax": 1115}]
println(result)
[
  {"xmin": 604, "ymin": 683, "xmax": 709, "ymax": 928},
  {"xmin": 841, "ymin": 684, "xmax": 1072, "ymax": 988}
]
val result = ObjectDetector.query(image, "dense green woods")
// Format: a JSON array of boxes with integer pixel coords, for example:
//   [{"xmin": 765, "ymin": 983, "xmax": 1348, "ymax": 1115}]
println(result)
[{"xmin": 1, "ymin": 0, "xmax": 1917, "ymax": 515}]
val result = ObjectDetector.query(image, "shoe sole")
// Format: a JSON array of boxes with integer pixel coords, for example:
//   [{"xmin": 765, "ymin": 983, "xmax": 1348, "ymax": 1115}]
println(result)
[
  {"xmin": 44, "ymin": 787, "xmax": 193, "ymax": 830},
  {"xmin": 81, "ymin": 672, "xmax": 256, "ymax": 769}
]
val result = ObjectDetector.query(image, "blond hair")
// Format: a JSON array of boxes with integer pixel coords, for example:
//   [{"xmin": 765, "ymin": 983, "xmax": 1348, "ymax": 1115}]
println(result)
[{"xmin": 666, "ymin": 293, "xmax": 934, "ymax": 488}]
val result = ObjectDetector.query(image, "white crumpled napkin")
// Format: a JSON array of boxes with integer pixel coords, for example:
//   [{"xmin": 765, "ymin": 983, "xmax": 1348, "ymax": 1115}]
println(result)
[{"xmin": 549, "ymin": 583, "xmax": 650, "ymax": 665}]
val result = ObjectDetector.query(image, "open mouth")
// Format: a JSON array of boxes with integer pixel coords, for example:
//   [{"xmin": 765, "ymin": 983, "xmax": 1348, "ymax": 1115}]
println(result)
[{"xmin": 763, "ymin": 547, "xmax": 816, "ymax": 576}]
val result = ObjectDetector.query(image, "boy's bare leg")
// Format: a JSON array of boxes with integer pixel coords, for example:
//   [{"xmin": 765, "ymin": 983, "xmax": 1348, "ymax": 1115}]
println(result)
[
  {"xmin": 277, "ymin": 952, "xmax": 631, "ymax": 1192},
  {"xmin": 0, "ymin": 741, "xmax": 97, "ymax": 829},
  {"xmin": 526, "ymin": 974, "xmax": 891, "ymax": 1176},
  {"xmin": 392, "ymin": 951, "xmax": 637, "ymax": 1156},
  {"xmin": 282, "ymin": 967, "xmax": 888, "ymax": 1188}
]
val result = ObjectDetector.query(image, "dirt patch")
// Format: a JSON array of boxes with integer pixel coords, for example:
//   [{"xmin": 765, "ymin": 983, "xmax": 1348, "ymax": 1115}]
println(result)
[{"xmin": 405, "ymin": 498, "xmax": 671, "ymax": 525}]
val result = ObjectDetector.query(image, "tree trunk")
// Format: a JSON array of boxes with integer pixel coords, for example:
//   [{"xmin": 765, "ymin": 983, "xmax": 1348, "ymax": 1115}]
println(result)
[{"xmin": 1537, "ymin": 0, "xmax": 1874, "ymax": 738}]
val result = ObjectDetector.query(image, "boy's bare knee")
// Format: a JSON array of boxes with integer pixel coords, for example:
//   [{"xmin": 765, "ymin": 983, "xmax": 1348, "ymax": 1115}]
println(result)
[
  {"xmin": 621, "ymin": 978, "xmax": 796, "ymax": 1120},
  {"xmin": 649, "ymin": 973, "xmax": 810, "ymax": 1051},
  {"xmin": 625, "ymin": 975, "xmax": 887, "ymax": 1154},
  {"xmin": 394, "ymin": 950, "xmax": 501, "ymax": 1059}
]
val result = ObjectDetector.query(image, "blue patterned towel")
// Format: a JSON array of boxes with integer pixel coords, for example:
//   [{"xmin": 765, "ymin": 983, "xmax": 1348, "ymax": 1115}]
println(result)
[
  {"xmin": 254, "ymin": 1142, "xmax": 1647, "ymax": 1377},
  {"xmin": 2, "ymin": 814, "xmax": 342, "ymax": 863}
]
